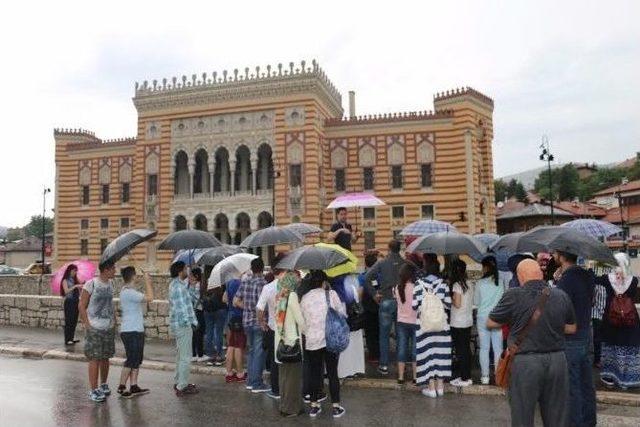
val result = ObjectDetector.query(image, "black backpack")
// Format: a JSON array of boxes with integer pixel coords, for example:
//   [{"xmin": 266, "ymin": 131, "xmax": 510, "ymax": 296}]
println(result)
[{"xmin": 346, "ymin": 301, "xmax": 365, "ymax": 331}]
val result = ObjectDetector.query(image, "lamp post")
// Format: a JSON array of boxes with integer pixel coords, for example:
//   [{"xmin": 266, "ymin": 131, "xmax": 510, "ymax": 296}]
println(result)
[
  {"xmin": 40, "ymin": 187, "xmax": 51, "ymax": 285},
  {"xmin": 616, "ymin": 177, "xmax": 629, "ymax": 252},
  {"xmin": 539, "ymin": 135, "xmax": 555, "ymax": 225}
]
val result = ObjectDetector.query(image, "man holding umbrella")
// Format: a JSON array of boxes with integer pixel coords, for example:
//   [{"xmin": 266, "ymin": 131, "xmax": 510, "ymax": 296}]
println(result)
[{"xmin": 328, "ymin": 208, "xmax": 360, "ymax": 251}]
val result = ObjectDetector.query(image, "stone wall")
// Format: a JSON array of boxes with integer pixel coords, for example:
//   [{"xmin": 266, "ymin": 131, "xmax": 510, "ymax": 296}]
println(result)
[{"xmin": 0, "ymin": 295, "xmax": 171, "ymax": 340}]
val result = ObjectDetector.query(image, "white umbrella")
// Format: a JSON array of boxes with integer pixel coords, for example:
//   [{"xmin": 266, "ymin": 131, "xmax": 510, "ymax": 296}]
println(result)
[{"xmin": 208, "ymin": 253, "xmax": 258, "ymax": 289}]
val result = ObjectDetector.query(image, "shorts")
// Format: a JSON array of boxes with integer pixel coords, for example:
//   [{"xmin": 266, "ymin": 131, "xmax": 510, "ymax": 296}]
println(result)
[
  {"xmin": 120, "ymin": 331, "xmax": 145, "ymax": 369},
  {"xmin": 84, "ymin": 327, "xmax": 116, "ymax": 360},
  {"xmin": 228, "ymin": 329, "xmax": 246, "ymax": 349}
]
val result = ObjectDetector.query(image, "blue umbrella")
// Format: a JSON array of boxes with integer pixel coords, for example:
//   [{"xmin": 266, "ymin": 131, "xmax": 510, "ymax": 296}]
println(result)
[
  {"xmin": 172, "ymin": 248, "xmax": 207, "ymax": 265},
  {"xmin": 400, "ymin": 220, "xmax": 457, "ymax": 236},
  {"xmin": 561, "ymin": 219, "xmax": 622, "ymax": 238}
]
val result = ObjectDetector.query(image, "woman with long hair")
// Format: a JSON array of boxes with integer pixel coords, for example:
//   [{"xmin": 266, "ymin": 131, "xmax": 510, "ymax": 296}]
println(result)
[
  {"xmin": 394, "ymin": 263, "xmax": 418, "ymax": 385},
  {"xmin": 188, "ymin": 267, "xmax": 206, "ymax": 362},
  {"xmin": 474, "ymin": 256, "xmax": 504, "ymax": 385},
  {"xmin": 449, "ymin": 259, "xmax": 474, "ymax": 387},
  {"xmin": 413, "ymin": 254, "xmax": 452, "ymax": 398},
  {"xmin": 61, "ymin": 264, "xmax": 83, "ymax": 345}
]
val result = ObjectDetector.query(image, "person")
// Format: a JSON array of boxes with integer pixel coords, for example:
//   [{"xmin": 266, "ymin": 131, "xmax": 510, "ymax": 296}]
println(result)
[
  {"xmin": 168, "ymin": 261, "xmax": 199, "ymax": 397},
  {"xmin": 234, "ymin": 257, "xmax": 270, "ymax": 393},
  {"xmin": 487, "ymin": 259, "xmax": 577, "ymax": 427},
  {"xmin": 257, "ymin": 252, "xmax": 288, "ymax": 399},
  {"xmin": 474, "ymin": 256, "xmax": 504, "ymax": 385},
  {"xmin": 274, "ymin": 272, "xmax": 306, "ymax": 417},
  {"xmin": 223, "ymin": 277, "xmax": 246, "ymax": 383},
  {"xmin": 364, "ymin": 239, "xmax": 405, "ymax": 375},
  {"xmin": 203, "ymin": 274, "xmax": 228, "ymax": 367},
  {"xmin": 328, "ymin": 207, "xmax": 360, "ymax": 251},
  {"xmin": 332, "ymin": 274, "xmax": 366, "ymax": 379},
  {"xmin": 449, "ymin": 258, "xmax": 474, "ymax": 387},
  {"xmin": 61, "ymin": 264, "xmax": 83, "ymax": 345},
  {"xmin": 554, "ymin": 250, "xmax": 597, "ymax": 427},
  {"xmin": 79, "ymin": 261, "xmax": 116, "ymax": 403},
  {"xmin": 394, "ymin": 263, "xmax": 418, "ymax": 385},
  {"xmin": 117, "ymin": 266, "xmax": 154, "ymax": 398},
  {"xmin": 591, "ymin": 280, "xmax": 606, "ymax": 369},
  {"xmin": 358, "ymin": 251, "xmax": 380, "ymax": 363},
  {"xmin": 597, "ymin": 252, "xmax": 640, "ymax": 389},
  {"xmin": 188, "ymin": 267, "xmax": 206, "ymax": 362},
  {"xmin": 507, "ymin": 253, "xmax": 535, "ymax": 288},
  {"xmin": 300, "ymin": 270, "xmax": 347, "ymax": 418},
  {"xmin": 413, "ymin": 254, "xmax": 452, "ymax": 398}
]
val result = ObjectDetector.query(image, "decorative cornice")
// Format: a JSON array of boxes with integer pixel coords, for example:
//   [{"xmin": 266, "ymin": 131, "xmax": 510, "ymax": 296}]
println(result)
[
  {"xmin": 324, "ymin": 110, "xmax": 453, "ymax": 127},
  {"xmin": 133, "ymin": 60, "xmax": 343, "ymax": 117},
  {"xmin": 433, "ymin": 87, "xmax": 494, "ymax": 108},
  {"xmin": 54, "ymin": 128, "xmax": 96, "ymax": 138}
]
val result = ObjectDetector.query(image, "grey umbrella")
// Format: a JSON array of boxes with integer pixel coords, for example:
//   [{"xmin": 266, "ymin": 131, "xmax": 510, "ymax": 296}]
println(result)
[
  {"xmin": 406, "ymin": 231, "xmax": 487, "ymax": 259},
  {"xmin": 240, "ymin": 226, "xmax": 304, "ymax": 248},
  {"xmin": 517, "ymin": 226, "xmax": 616, "ymax": 264},
  {"xmin": 283, "ymin": 222, "xmax": 323, "ymax": 235},
  {"xmin": 490, "ymin": 232, "xmax": 548, "ymax": 253},
  {"xmin": 193, "ymin": 245, "xmax": 243, "ymax": 266},
  {"xmin": 276, "ymin": 245, "xmax": 349, "ymax": 271},
  {"xmin": 100, "ymin": 229, "xmax": 158, "ymax": 265},
  {"xmin": 157, "ymin": 230, "xmax": 222, "ymax": 251}
]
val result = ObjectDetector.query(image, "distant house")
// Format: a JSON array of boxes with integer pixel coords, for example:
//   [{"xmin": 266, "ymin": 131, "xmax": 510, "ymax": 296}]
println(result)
[
  {"xmin": 496, "ymin": 202, "xmax": 574, "ymax": 234},
  {"xmin": 554, "ymin": 200, "xmax": 607, "ymax": 219},
  {"xmin": 3, "ymin": 236, "xmax": 44, "ymax": 268}
]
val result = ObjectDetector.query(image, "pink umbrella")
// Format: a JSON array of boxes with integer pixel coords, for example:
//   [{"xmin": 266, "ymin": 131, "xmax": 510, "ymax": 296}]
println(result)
[{"xmin": 51, "ymin": 260, "xmax": 96, "ymax": 296}]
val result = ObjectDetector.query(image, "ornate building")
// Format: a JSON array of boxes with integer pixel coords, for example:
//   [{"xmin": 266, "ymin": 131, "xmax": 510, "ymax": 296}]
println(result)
[{"xmin": 53, "ymin": 60, "xmax": 495, "ymax": 270}]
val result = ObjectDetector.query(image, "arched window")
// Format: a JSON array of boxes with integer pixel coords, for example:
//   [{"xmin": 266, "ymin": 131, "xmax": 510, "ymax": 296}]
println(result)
[
  {"xmin": 234, "ymin": 212, "xmax": 251, "ymax": 244},
  {"xmin": 193, "ymin": 149, "xmax": 210, "ymax": 194},
  {"xmin": 194, "ymin": 214, "xmax": 208, "ymax": 231},
  {"xmin": 256, "ymin": 144, "xmax": 273, "ymax": 191},
  {"xmin": 174, "ymin": 215, "xmax": 187, "ymax": 231},
  {"xmin": 214, "ymin": 213, "xmax": 230, "ymax": 243},
  {"xmin": 214, "ymin": 148, "xmax": 230, "ymax": 193},
  {"xmin": 174, "ymin": 151, "xmax": 189, "ymax": 195},
  {"xmin": 234, "ymin": 145, "xmax": 252, "ymax": 192}
]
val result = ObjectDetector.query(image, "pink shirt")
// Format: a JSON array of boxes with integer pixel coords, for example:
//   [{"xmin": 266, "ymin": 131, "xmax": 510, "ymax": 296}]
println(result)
[{"xmin": 394, "ymin": 281, "xmax": 417, "ymax": 324}]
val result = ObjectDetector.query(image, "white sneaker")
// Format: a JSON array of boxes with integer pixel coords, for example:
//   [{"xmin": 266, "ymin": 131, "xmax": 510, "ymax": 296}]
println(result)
[
  {"xmin": 198, "ymin": 356, "xmax": 208, "ymax": 362},
  {"xmin": 191, "ymin": 357, "xmax": 198, "ymax": 362},
  {"xmin": 436, "ymin": 388, "xmax": 444, "ymax": 397},
  {"xmin": 457, "ymin": 379, "xmax": 472, "ymax": 387},
  {"xmin": 481, "ymin": 376, "xmax": 490, "ymax": 385},
  {"xmin": 449, "ymin": 377, "xmax": 461, "ymax": 386},
  {"xmin": 421, "ymin": 388, "xmax": 437, "ymax": 398}
]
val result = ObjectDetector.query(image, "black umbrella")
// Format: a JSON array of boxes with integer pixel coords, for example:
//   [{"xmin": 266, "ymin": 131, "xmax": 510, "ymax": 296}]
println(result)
[
  {"xmin": 193, "ymin": 245, "xmax": 243, "ymax": 266},
  {"xmin": 157, "ymin": 230, "xmax": 222, "ymax": 251},
  {"xmin": 240, "ymin": 226, "xmax": 304, "ymax": 248},
  {"xmin": 516, "ymin": 226, "xmax": 616, "ymax": 264},
  {"xmin": 283, "ymin": 222, "xmax": 323, "ymax": 235},
  {"xmin": 276, "ymin": 245, "xmax": 349, "ymax": 271},
  {"xmin": 100, "ymin": 229, "xmax": 157, "ymax": 265},
  {"xmin": 406, "ymin": 231, "xmax": 487, "ymax": 260},
  {"xmin": 490, "ymin": 232, "xmax": 548, "ymax": 253}
]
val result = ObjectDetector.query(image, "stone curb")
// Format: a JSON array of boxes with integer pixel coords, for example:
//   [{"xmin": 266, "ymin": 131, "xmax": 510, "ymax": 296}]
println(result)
[{"xmin": 1, "ymin": 345, "xmax": 637, "ymax": 406}]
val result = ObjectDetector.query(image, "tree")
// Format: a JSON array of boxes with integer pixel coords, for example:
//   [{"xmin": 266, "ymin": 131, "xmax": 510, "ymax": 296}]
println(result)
[
  {"xmin": 534, "ymin": 168, "xmax": 560, "ymax": 201},
  {"xmin": 24, "ymin": 215, "xmax": 54, "ymax": 238},
  {"xmin": 514, "ymin": 182, "xmax": 528, "ymax": 202},
  {"xmin": 557, "ymin": 164, "xmax": 580, "ymax": 201},
  {"xmin": 494, "ymin": 179, "xmax": 507, "ymax": 203},
  {"xmin": 5, "ymin": 228, "xmax": 24, "ymax": 242}
]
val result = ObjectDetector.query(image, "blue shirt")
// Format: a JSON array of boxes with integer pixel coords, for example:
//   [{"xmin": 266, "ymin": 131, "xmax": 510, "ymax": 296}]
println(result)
[
  {"xmin": 119, "ymin": 286, "xmax": 145, "ymax": 333},
  {"xmin": 169, "ymin": 278, "xmax": 197, "ymax": 334},
  {"xmin": 226, "ymin": 279, "xmax": 243, "ymax": 319},
  {"xmin": 556, "ymin": 265, "xmax": 594, "ymax": 341}
]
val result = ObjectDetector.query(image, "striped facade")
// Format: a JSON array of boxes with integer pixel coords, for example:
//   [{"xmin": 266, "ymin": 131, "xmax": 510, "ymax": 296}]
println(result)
[{"xmin": 53, "ymin": 61, "xmax": 494, "ymax": 270}]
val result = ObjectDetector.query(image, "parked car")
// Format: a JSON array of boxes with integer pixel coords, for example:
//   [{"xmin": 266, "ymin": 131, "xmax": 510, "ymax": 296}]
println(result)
[
  {"xmin": 0, "ymin": 265, "xmax": 22, "ymax": 275},
  {"xmin": 23, "ymin": 262, "xmax": 51, "ymax": 275}
]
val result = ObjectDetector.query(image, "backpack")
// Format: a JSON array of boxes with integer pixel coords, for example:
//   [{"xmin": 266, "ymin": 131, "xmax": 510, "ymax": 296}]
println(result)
[
  {"xmin": 608, "ymin": 292, "xmax": 638, "ymax": 328},
  {"xmin": 419, "ymin": 283, "xmax": 446, "ymax": 333},
  {"xmin": 346, "ymin": 301, "xmax": 365, "ymax": 331},
  {"xmin": 324, "ymin": 290, "xmax": 350, "ymax": 353}
]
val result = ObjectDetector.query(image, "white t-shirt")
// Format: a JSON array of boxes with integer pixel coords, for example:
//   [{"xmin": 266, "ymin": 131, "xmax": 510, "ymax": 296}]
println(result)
[
  {"xmin": 256, "ymin": 279, "xmax": 278, "ymax": 331},
  {"xmin": 450, "ymin": 282, "xmax": 474, "ymax": 328},
  {"xmin": 84, "ymin": 277, "xmax": 115, "ymax": 330}
]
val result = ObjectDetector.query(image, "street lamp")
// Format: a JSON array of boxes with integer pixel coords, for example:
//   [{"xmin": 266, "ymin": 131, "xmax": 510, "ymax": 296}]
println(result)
[
  {"xmin": 41, "ymin": 187, "xmax": 51, "ymax": 283},
  {"xmin": 539, "ymin": 135, "xmax": 555, "ymax": 225}
]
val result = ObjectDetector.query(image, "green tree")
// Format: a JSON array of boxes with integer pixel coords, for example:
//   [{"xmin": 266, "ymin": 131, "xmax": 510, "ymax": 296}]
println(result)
[
  {"xmin": 494, "ymin": 179, "xmax": 507, "ymax": 203},
  {"xmin": 5, "ymin": 228, "xmax": 24, "ymax": 242},
  {"xmin": 557, "ymin": 164, "xmax": 580, "ymax": 201},
  {"xmin": 514, "ymin": 182, "xmax": 528, "ymax": 202},
  {"xmin": 534, "ymin": 168, "xmax": 560, "ymax": 201},
  {"xmin": 24, "ymin": 215, "xmax": 54, "ymax": 238}
]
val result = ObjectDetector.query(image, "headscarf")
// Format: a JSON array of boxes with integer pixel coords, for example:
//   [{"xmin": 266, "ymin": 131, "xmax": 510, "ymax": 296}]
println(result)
[
  {"xmin": 275, "ymin": 272, "xmax": 298, "ymax": 337},
  {"xmin": 609, "ymin": 252, "xmax": 634, "ymax": 295}
]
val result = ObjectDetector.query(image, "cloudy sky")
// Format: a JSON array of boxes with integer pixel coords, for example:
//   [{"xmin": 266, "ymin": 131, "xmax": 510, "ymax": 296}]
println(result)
[{"xmin": 1, "ymin": 0, "xmax": 638, "ymax": 227}]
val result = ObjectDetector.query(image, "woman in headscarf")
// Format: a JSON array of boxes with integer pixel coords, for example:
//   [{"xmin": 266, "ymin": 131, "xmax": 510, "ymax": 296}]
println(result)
[
  {"xmin": 331, "ymin": 274, "xmax": 365, "ymax": 379},
  {"xmin": 274, "ymin": 272, "xmax": 306, "ymax": 417},
  {"xmin": 597, "ymin": 253, "xmax": 640, "ymax": 389}
]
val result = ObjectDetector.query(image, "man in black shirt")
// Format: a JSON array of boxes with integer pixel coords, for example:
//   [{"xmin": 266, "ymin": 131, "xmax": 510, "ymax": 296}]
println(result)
[
  {"xmin": 328, "ymin": 208, "xmax": 360, "ymax": 251},
  {"xmin": 487, "ymin": 259, "xmax": 577, "ymax": 427}
]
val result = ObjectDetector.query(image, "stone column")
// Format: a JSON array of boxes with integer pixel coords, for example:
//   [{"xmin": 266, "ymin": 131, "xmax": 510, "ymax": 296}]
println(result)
[
  {"xmin": 188, "ymin": 162, "xmax": 195, "ymax": 198},
  {"xmin": 251, "ymin": 157, "xmax": 258, "ymax": 195},
  {"xmin": 230, "ymin": 160, "xmax": 236, "ymax": 196},
  {"xmin": 208, "ymin": 159, "xmax": 215, "ymax": 199}
]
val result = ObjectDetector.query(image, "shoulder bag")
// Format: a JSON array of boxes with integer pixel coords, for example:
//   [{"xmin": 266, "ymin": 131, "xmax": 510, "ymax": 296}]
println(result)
[{"xmin": 276, "ymin": 293, "xmax": 303, "ymax": 363}]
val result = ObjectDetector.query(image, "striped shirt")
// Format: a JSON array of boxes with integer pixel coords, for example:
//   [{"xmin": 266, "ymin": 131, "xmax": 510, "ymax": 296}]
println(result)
[
  {"xmin": 169, "ymin": 278, "xmax": 198, "ymax": 334},
  {"xmin": 591, "ymin": 283, "xmax": 606, "ymax": 320}
]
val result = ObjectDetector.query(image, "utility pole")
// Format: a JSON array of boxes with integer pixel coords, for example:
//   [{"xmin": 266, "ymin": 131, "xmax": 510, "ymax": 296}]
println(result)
[
  {"xmin": 539, "ymin": 135, "xmax": 555, "ymax": 225},
  {"xmin": 40, "ymin": 187, "xmax": 51, "ymax": 286}
]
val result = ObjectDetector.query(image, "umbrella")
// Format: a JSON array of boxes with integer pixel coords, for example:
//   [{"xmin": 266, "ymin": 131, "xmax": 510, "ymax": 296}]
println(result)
[
  {"xmin": 173, "ymin": 248, "xmax": 209, "ymax": 265},
  {"xmin": 276, "ymin": 245, "xmax": 349, "ymax": 271},
  {"xmin": 326, "ymin": 192, "xmax": 386, "ymax": 209},
  {"xmin": 51, "ymin": 260, "xmax": 96, "ymax": 296},
  {"xmin": 208, "ymin": 253, "xmax": 258, "ymax": 288},
  {"xmin": 516, "ymin": 226, "xmax": 616, "ymax": 264},
  {"xmin": 407, "ymin": 232, "xmax": 487, "ymax": 260},
  {"xmin": 315, "ymin": 242, "xmax": 358, "ymax": 277},
  {"xmin": 474, "ymin": 233, "xmax": 500, "ymax": 246},
  {"xmin": 100, "ymin": 228, "xmax": 158, "ymax": 265},
  {"xmin": 400, "ymin": 220, "xmax": 457, "ymax": 236},
  {"xmin": 561, "ymin": 219, "xmax": 622, "ymax": 238},
  {"xmin": 283, "ymin": 222, "xmax": 323, "ymax": 235},
  {"xmin": 193, "ymin": 245, "xmax": 243, "ymax": 266},
  {"xmin": 490, "ymin": 232, "xmax": 547, "ymax": 254},
  {"xmin": 240, "ymin": 226, "xmax": 304, "ymax": 248},
  {"xmin": 157, "ymin": 230, "xmax": 222, "ymax": 251}
]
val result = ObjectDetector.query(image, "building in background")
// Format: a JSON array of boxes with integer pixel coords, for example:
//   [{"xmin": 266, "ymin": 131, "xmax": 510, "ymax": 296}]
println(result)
[{"xmin": 53, "ymin": 60, "xmax": 495, "ymax": 270}]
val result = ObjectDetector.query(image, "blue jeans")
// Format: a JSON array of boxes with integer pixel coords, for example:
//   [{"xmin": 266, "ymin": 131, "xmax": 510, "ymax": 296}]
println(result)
[
  {"xmin": 246, "ymin": 325, "xmax": 267, "ymax": 388},
  {"xmin": 204, "ymin": 309, "xmax": 227, "ymax": 357},
  {"xmin": 565, "ymin": 338, "xmax": 597, "ymax": 427},
  {"xmin": 396, "ymin": 322, "xmax": 417, "ymax": 363},
  {"xmin": 477, "ymin": 316, "xmax": 503, "ymax": 378},
  {"xmin": 378, "ymin": 299, "xmax": 397, "ymax": 367}
]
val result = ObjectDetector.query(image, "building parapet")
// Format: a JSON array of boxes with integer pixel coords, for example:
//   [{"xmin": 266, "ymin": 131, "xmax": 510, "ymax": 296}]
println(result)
[
  {"xmin": 434, "ymin": 87, "xmax": 494, "ymax": 108},
  {"xmin": 54, "ymin": 128, "xmax": 136, "ymax": 151},
  {"xmin": 324, "ymin": 109, "xmax": 453, "ymax": 127}
]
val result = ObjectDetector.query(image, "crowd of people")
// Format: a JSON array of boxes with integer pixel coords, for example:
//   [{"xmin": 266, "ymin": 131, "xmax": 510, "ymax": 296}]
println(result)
[{"xmin": 59, "ymin": 209, "xmax": 640, "ymax": 425}]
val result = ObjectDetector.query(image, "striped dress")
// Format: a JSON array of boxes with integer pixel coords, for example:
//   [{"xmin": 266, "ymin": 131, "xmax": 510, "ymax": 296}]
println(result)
[{"xmin": 412, "ymin": 274, "xmax": 452, "ymax": 385}]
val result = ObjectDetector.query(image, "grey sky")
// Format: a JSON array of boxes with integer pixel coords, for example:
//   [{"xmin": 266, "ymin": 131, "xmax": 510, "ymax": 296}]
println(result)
[{"xmin": 1, "ymin": 0, "xmax": 639, "ymax": 227}]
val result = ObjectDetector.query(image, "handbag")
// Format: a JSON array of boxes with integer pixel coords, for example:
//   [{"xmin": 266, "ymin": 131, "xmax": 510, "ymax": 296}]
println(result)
[
  {"xmin": 276, "ymin": 293, "xmax": 302, "ymax": 363},
  {"xmin": 325, "ymin": 289, "xmax": 350, "ymax": 354},
  {"xmin": 495, "ymin": 287, "xmax": 550, "ymax": 389},
  {"xmin": 347, "ymin": 301, "xmax": 365, "ymax": 332}
]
